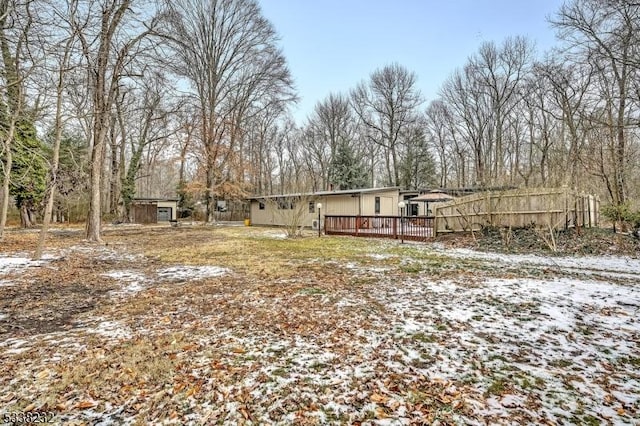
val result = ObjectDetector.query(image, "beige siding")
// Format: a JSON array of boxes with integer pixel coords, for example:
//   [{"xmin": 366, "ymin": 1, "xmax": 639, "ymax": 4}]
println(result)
[
  {"xmin": 361, "ymin": 190, "xmax": 400, "ymax": 216},
  {"xmin": 324, "ymin": 195, "xmax": 359, "ymax": 215},
  {"xmin": 250, "ymin": 198, "xmax": 320, "ymax": 227},
  {"xmin": 250, "ymin": 200, "xmax": 275, "ymax": 226},
  {"xmin": 157, "ymin": 201, "xmax": 178, "ymax": 221},
  {"xmin": 249, "ymin": 189, "xmax": 403, "ymax": 227}
]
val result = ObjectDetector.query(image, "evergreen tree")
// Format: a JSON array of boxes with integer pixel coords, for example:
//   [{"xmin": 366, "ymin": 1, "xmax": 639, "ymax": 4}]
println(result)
[
  {"xmin": 7, "ymin": 120, "xmax": 47, "ymax": 227},
  {"xmin": 328, "ymin": 140, "xmax": 369, "ymax": 190},
  {"xmin": 399, "ymin": 126, "xmax": 438, "ymax": 190}
]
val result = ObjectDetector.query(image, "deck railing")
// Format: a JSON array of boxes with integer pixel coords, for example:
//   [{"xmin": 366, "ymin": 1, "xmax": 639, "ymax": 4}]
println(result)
[{"xmin": 324, "ymin": 215, "xmax": 435, "ymax": 241}]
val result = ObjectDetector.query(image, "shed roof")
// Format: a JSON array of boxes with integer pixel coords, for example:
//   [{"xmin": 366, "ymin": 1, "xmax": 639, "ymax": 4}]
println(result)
[{"xmin": 132, "ymin": 197, "xmax": 179, "ymax": 202}]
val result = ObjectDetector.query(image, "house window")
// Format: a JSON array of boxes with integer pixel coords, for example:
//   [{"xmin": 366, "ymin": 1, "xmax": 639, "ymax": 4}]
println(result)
[
  {"xmin": 259, "ymin": 202, "xmax": 265, "ymax": 210},
  {"xmin": 374, "ymin": 196, "xmax": 380, "ymax": 214},
  {"xmin": 309, "ymin": 202, "xmax": 315, "ymax": 213},
  {"xmin": 409, "ymin": 203, "xmax": 418, "ymax": 216}
]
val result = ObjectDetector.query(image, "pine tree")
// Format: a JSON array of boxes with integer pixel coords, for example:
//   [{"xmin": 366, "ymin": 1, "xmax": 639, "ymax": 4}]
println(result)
[
  {"xmin": 328, "ymin": 140, "xmax": 369, "ymax": 190},
  {"xmin": 399, "ymin": 126, "xmax": 438, "ymax": 190},
  {"xmin": 7, "ymin": 120, "xmax": 47, "ymax": 227}
]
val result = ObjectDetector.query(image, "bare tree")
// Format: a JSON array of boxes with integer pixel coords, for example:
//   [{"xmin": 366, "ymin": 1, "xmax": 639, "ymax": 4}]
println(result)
[
  {"xmin": 470, "ymin": 37, "xmax": 533, "ymax": 182},
  {"xmin": 74, "ymin": 0, "xmax": 159, "ymax": 242},
  {"xmin": 301, "ymin": 93, "xmax": 355, "ymax": 189},
  {"xmin": 117, "ymin": 70, "xmax": 178, "ymax": 221},
  {"xmin": 534, "ymin": 59, "xmax": 592, "ymax": 189},
  {"xmin": 551, "ymin": 0, "xmax": 640, "ymax": 205},
  {"xmin": 161, "ymin": 0, "xmax": 295, "ymax": 222},
  {"xmin": 440, "ymin": 65, "xmax": 491, "ymax": 186},
  {"xmin": 34, "ymin": 1, "xmax": 78, "ymax": 259},
  {"xmin": 425, "ymin": 100, "xmax": 454, "ymax": 187},
  {"xmin": 351, "ymin": 63, "xmax": 423, "ymax": 187}
]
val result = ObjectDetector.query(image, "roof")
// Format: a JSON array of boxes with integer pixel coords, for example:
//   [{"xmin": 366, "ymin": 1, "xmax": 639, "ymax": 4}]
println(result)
[
  {"xmin": 248, "ymin": 187, "xmax": 400, "ymax": 200},
  {"xmin": 417, "ymin": 186, "xmax": 517, "ymax": 197},
  {"xmin": 410, "ymin": 191, "xmax": 455, "ymax": 202},
  {"xmin": 132, "ymin": 197, "xmax": 180, "ymax": 202}
]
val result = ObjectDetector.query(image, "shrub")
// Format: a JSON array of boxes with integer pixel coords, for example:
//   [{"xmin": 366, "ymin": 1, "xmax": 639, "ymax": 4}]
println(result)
[{"xmin": 601, "ymin": 203, "xmax": 640, "ymax": 233}]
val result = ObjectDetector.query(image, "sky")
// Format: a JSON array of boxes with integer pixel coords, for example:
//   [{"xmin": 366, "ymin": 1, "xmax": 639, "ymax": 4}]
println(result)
[{"xmin": 259, "ymin": 0, "xmax": 566, "ymax": 123}]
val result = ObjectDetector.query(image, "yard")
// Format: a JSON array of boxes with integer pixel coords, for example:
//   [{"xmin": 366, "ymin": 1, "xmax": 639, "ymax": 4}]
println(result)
[{"xmin": 0, "ymin": 225, "xmax": 638, "ymax": 425}]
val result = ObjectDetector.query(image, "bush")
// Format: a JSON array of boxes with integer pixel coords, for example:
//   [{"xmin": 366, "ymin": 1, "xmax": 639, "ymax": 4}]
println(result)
[{"xmin": 601, "ymin": 203, "xmax": 640, "ymax": 233}]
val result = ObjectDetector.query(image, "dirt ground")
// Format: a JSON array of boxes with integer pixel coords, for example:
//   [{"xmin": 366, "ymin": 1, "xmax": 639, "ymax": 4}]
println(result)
[{"xmin": 0, "ymin": 224, "xmax": 638, "ymax": 425}]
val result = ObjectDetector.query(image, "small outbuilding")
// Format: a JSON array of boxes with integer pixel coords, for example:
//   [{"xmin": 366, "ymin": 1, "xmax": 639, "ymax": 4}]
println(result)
[{"xmin": 131, "ymin": 198, "xmax": 179, "ymax": 224}]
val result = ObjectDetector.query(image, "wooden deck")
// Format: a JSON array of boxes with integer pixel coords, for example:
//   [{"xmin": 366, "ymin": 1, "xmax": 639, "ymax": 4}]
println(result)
[{"xmin": 324, "ymin": 215, "xmax": 435, "ymax": 242}]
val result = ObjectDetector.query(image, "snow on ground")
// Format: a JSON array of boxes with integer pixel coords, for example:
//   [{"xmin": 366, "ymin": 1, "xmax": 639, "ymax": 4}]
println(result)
[
  {"xmin": 102, "ymin": 270, "xmax": 147, "ymax": 295},
  {"xmin": 0, "ymin": 338, "xmax": 31, "ymax": 355},
  {"xmin": 156, "ymin": 265, "xmax": 230, "ymax": 281},
  {"xmin": 84, "ymin": 319, "xmax": 133, "ymax": 340},
  {"xmin": 0, "ymin": 256, "xmax": 45, "ymax": 275},
  {"xmin": 1, "ymin": 234, "xmax": 638, "ymax": 424},
  {"xmin": 435, "ymin": 246, "xmax": 640, "ymax": 279},
  {"xmin": 264, "ymin": 231, "xmax": 288, "ymax": 239},
  {"xmin": 66, "ymin": 244, "xmax": 144, "ymax": 262},
  {"xmin": 372, "ymin": 274, "xmax": 640, "ymax": 423}
]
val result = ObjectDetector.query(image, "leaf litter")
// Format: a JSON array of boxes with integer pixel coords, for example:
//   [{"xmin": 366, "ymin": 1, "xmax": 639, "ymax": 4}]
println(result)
[{"xmin": 0, "ymin": 226, "xmax": 638, "ymax": 425}]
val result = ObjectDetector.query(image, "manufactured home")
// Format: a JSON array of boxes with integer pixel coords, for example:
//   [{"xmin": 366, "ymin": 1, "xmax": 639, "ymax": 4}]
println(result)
[{"xmin": 248, "ymin": 187, "xmax": 412, "ymax": 228}]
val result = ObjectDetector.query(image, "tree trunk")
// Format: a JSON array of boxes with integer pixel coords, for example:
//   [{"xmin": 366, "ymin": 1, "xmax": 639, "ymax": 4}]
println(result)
[
  {"xmin": 0, "ymin": 129, "xmax": 12, "ymax": 239},
  {"xmin": 86, "ymin": 134, "xmax": 105, "ymax": 241},
  {"xmin": 20, "ymin": 205, "xmax": 32, "ymax": 227},
  {"xmin": 34, "ymin": 35, "xmax": 72, "ymax": 259}
]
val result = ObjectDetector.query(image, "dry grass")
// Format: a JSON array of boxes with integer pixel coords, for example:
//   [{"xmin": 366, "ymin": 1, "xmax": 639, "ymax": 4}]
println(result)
[
  {"xmin": 128, "ymin": 226, "xmax": 385, "ymax": 279},
  {"xmin": 0, "ymin": 224, "xmax": 637, "ymax": 425}
]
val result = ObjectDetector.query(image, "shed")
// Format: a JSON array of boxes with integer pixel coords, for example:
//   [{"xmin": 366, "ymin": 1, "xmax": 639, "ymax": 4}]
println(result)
[{"xmin": 131, "ymin": 198, "xmax": 179, "ymax": 223}]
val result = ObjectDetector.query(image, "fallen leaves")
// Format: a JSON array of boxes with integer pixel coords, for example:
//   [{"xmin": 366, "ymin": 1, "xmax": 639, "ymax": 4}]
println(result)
[
  {"xmin": 74, "ymin": 400, "xmax": 97, "ymax": 409},
  {"xmin": 0, "ymin": 226, "xmax": 638, "ymax": 424}
]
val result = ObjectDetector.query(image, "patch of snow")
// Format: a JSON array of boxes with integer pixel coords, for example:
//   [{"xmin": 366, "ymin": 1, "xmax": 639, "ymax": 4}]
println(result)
[
  {"xmin": 368, "ymin": 253, "xmax": 393, "ymax": 260},
  {"xmin": 66, "ymin": 244, "xmax": 143, "ymax": 262},
  {"xmin": 266, "ymin": 232, "xmax": 287, "ymax": 239},
  {"xmin": 611, "ymin": 389, "xmax": 639, "ymax": 405},
  {"xmin": 156, "ymin": 265, "xmax": 230, "ymax": 281},
  {"xmin": 0, "ymin": 279, "xmax": 14, "ymax": 287},
  {"xmin": 344, "ymin": 262, "xmax": 391, "ymax": 273},
  {"xmin": 499, "ymin": 394, "xmax": 526, "ymax": 408},
  {"xmin": 102, "ymin": 270, "xmax": 146, "ymax": 281},
  {"xmin": 122, "ymin": 282, "xmax": 144, "ymax": 293},
  {"xmin": 85, "ymin": 320, "xmax": 132, "ymax": 340},
  {"xmin": 436, "ymin": 247, "xmax": 640, "ymax": 279},
  {"xmin": 374, "ymin": 273, "xmax": 640, "ymax": 424},
  {"xmin": 102, "ymin": 270, "xmax": 147, "ymax": 295},
  {"xmin": 0, "ymin": 256, "xmax": 44, "ymax": 275},
  {"xmin": 0, "ymin": 338, "xmax": 30, "ymax": 354}
]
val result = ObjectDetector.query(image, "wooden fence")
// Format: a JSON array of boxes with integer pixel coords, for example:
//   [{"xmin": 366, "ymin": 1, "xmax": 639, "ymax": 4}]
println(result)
[
  {"xmin": 325, "ymin": 215, "xmax": 434, "ymax": 241},
  {"xmin": 432, "ymin": 187, "xmax": 599, "ymax": 234}
]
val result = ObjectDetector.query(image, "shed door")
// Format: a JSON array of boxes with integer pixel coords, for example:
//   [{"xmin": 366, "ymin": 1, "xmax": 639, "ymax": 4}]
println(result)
[{"xmin": 157, "ymin": 207, "xmax": 172, "ymax": 222}]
